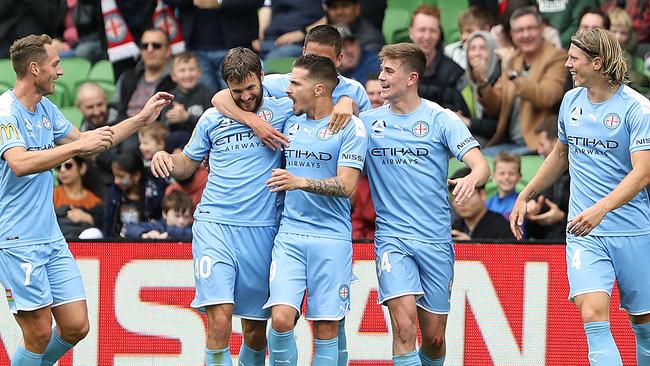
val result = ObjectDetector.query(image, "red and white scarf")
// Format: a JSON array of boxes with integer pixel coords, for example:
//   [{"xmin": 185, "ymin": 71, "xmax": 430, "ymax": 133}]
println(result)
[{"xmin": 101, "ymin": 0, "xmax": 185, "ymax": 62}]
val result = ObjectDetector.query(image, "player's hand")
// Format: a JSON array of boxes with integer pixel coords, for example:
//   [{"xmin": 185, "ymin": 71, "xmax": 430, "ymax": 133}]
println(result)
[
  {"xmin": 165, "ymin": 102, "xmax": 190, "ymax": 124},
  {"xmin": 447, "ymin": 175, "xmax": 478, "ymax": 206},
  {"xmin": 525, "ymin": 195, "xmax": 544, "ymax": 217},
  {"xmin": 510, "ymin": 196, "xmax": 528, "ymax": 240},
  {"xmin": 249, "ymin": 117, "xmax": 289, "ymax": 151},
  {"xmin": 451, "ymin": 229, "xmax": 471, "ymax": 241},
  {"xmin": 267, "ymin": 168, "xmax": 304, "ymax": 192},
  {"xmin": 528, "ymin": 198, "xmax": 565, "ymax": 225},
  {"xmin": 77, "ymin": 126, "xmax": 114, "ymax": 154},
  {"xmin": 329, "ymin": 96, "xmax": 355, "ymax": 133},
  {"xmin": 151, "ymin": 151, "xmax": 174, "ymax": 178},
  {"xmin": 566, "ymin": 203, "xmax": 607, "ymax": 237},
  {"xmin": 274, "ymin": 30, "xmax": 305, "ymax": 46},
  {"xmin": 137, "ymin": 92, "xmax": 174, "ymax": 126}
]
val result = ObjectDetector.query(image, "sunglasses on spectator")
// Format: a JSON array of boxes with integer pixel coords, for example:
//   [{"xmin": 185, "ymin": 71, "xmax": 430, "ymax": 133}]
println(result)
[
  {"xmin": 56, "ymin": 162, "xmax": 75, "ymax": 170},
  {"xmin": 141, "ymin": 42, "xmax": 163, "ymax": 50}
]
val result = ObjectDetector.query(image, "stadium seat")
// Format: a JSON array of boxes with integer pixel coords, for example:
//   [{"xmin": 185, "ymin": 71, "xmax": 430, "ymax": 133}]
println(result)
[
  {"xmin": 264, "ymin": 57, "xmax": 296, "ymax": 75},
  {"xmin": 56, "ymin": 58, "xmax": 92, "ymax": 107},
  {"xmin": 87, "ymin": 59, "xmax": 115, "ymax": 84},
  {"xmin": 0, "ymin": 58, "xmax": 16, "ymax": 87},
  {"xmin": 383, "ymin": 8, "xmax": 411, "ymax": 44},
  {"xmin": 387, "ymin": 0, "xmax": 435, "ymax": 13},
  {"xmin": 0, "ymin": 81, "xmax": 11, "ymax": 94},
  {"xmin": 519, "ymin": 155, "xmax": 544, "ymax": 185},
  {"xmin": 437, "ymin": 0, "xmax": 469, "ymax": 45},
  {"xmin": 59, "ymin": 106, "xmax": 83, "ymax": 129},
  {"xmin": 48, "ymin": 87, "xmax": 68, "ymax": 108}
]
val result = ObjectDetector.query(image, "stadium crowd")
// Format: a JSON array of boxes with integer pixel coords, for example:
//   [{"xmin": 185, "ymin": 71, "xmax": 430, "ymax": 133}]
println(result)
[{"xmin": 0, "ymin": 0, "xmax": 649, "ymax": 241}]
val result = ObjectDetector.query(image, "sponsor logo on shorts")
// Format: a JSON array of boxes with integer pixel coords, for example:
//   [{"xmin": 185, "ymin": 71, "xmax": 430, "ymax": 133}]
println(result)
[
  {"xmin": 6, "ymin": 289, "xmax": 13, "ymax": 302},
  {"xmin": 339, "ymin": 284, "xmax": 349, "ymax": 301}
]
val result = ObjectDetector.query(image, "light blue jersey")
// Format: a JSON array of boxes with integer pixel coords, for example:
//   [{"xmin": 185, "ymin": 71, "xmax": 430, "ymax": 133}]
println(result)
[
  {"xmin": 558, "ymin": 85, "xmax": 650, "ymax": 236},
  {"xmin": 0, "ymin": 91, "xmax": 72, "ymax": 249},
  {"xmin": 183, "ymin": 97, "xmax": 294, "ymax": 226},
  {"xmin": 263, "ymin": 73, "xmax": 371, "ymax": 112},
  {"xmin": 361, "ymin": 99, "xmax": 480, "ymax": 242},
  {"xmin": 279, "ymin": 114, "xmax": 367, "ymax": 240}
]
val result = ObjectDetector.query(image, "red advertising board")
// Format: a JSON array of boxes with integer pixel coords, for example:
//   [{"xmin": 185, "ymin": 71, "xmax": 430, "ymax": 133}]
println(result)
[{"xmin": 0, "ymin": 242, "xmax": 636, "ymax": 365}]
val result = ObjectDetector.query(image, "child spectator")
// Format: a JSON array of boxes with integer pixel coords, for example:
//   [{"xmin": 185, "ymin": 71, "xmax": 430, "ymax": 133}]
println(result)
[
  {"xmin": 165, "ymin": 167, "xmax": 208, "ymax": 208},
  {"xmin": 122, "ymin": 190, "xmax": 194, "ymax": 241},
  {"xmin": 608, "ymin": 8, "xmax": 649, "ymax": 92},
  {"xmin": 54, "ymin": 157, "xmax": 104, "ymax": 240},
  {"xmin": 138, "ymin": 122, "xmax": 169, "ymax": 167},
  {"xmin": 444, "ymin": 6, "xmax": 493, "ymax": 70},
  {"xmin": 103, "ymin": 152, "xmax": 168, "ymax": 238},
  {"xmin": 161, "ymin": 52, "xmax": 215, "ymax": 134},
  {"xmin": 450, "ymin": 167, "xmax": 514, "ymax": 241},
  {"xmin": 486, "ymin": 151, "xmax": 521, "ymax": 220}
]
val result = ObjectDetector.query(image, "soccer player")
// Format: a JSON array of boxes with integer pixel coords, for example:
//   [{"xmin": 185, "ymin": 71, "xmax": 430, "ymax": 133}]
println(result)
[
  {"xmin": 360, "ymin": 43, "xmax": 490, "ymax": 366},
  {"xmin": 150, "ymin": 47, "xmax": 293, "ymax": 366},
  {"xmin": 263, "ymin": 54, "xmax": 367, "ymax": 366},
  {"xmin": 511, "ymin": 28, "xmax": 650, "ymax": 366},
  {"xmin": 0, "ymin": 34, "xmax": 172, "ymax": 366},
  {"xmin": 212, "ymin": 24, "xmax": 370, "ymax": 150}
]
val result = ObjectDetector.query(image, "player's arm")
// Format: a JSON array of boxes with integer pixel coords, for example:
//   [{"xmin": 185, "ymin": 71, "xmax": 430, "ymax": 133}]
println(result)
[
  {"xmin": 510, "ymin": 140, "xmax": 569, "ymax": 239},
  {"xmin": 211, "ymin": 89, "xmax": 289, "ymax": 150},
  {"xmin": 3, "ymin": 127, "xmax": 114, "ymax": 177},
  {"xmin": 448, "ymin": 147, "xmax": 491, "ymax": 205},
  {"xmin": 150, "ymin": 150, "xmax": 202, "ymax": 181},
  {"xmin": 567, "ymin": 149, "xmax": 650, "ymax": 237},
  {"xmin": 267, "ymin": 166, "xmax": 361, "ymax": 198},
  {"xmin": 329, "ymin": 96, "xmax": 359, "ymax": 134}
]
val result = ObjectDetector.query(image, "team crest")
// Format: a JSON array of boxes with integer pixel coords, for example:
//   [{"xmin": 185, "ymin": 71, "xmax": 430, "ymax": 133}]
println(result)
[
  {"xmin": 41, "ymin": 115, "xmax": 51, "ymax": 129},
  {"xmin": 317, "ymin": 127, "xmax": 333, "ymax": 141},
  {"xmin": 104, "ymin": 13, "xmax": 128, "ymax": 44},
  {"xmin": 603, "ymin": 113, "xmax": 620, "ymax": 130},
  {"xmin": 411, "ymin": 121, "xmax": 429, "ymax": 137},
  {"xmin": 257, "ymin": 108, "xmax": 273, "ymax": 122},
  {"xmin": 338, "ymin": 284, "xmax": 349, "ymax": 301},
  {"xmin": 153, "ymin": 14, "xmax": 178, "ymax": 41}
]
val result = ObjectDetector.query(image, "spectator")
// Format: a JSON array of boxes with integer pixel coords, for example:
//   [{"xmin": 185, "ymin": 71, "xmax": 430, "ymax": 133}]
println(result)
[
  {"xmin": 444, "ymin": 6, "xmax": 493, "ymax": 70},
  {"xmin": 364, "ymin": 73, "xmax": 384, "ymax": 108},
  {"xmin": 161, "ymin": 52, "xmax": 215, "ymax": 133},
  {"xmin": 165, "ymin": 166, "xmax": 209, "ymax": 207},
  {"xmin": 351, "ymin": 175, "xmax": 375, "ymax": 241},
  {"xmin": 324, "ymin": 0, "xmax": 385, "ymax": 53},
  {"xmin": 486, "ymin": 151, "xmax": 521, "ymax": 220},
  {"xmin": 602, "ymin": 0, "xmax": 650, "ymax": 44},
  {"xmin": 525, "ymin": 115, "xmax": 569, "ymax": 240},
  {"xmin": 138, "ymin": 123, "xmax": 169, "ymax": 167},
  {"xmin": 103, "ymin": 152, "xmax": 168, "ymax": 238},
  {"xmin": 75, "ymin": 82, "xmax": 122, "ymax": 194},
  {"xmin": 123, "ymin": 190, "xmax": 193, "ymax": 241},
  {"xmin": 578, "ymin": 7, "xmax": 611, "ymax": 32},
  {"xmin": 54, "ymin": 157, "xmax": 105, "ymax": 240},
  {"xmin": 166, "ymin": 0, "xmax": 262, "ymax": 90},
  {"xmin": 537, "ymin": 0, "xmax": 598, "ymax": 48},
  {"xmin": 609, "ymin": 8, "xmax": 649, "ymax": 91},
  {"xmin": 457, "ymin": 31, "xmax": 502, "ymax": 147},
  {"xmin": 357, "ymin": 0, "xmax": 386, "ymax": 32},
  {"xmin": 450, "ymin": 167, "xmax": 514, "ymax": 240},
  {"xmin": 337, "ymin": 25, "xmax": 380, "ymax": 86},
  {"xmin": 254, "ymin": 0, "xmax": 325, "ymax": 59},
  {"xmin": 108, "ymin": 0, "xmax": 156, "ymax": 79},
  {"xmin": 481, "ymin": 6, "xmax": 566, "ymax": 156},
  {"xmin": 409, "ymin": 5, "xmax": 470, "ymax": 116},
  {"xmin": 0, "ymin": 1, "xmax": 67, "ymax": 58},
  {"xmin": 114, "ymin": 27, "xmax": 176, "ymax": 122},
  {"xmin": 73, "ymin": 0, "xmax": 107, "ymax": 63}
]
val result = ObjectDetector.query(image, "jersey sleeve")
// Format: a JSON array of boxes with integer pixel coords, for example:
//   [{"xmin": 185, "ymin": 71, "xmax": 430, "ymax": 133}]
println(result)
[
  {"xmin": 337, "ymin": 116, "xmax": 367, "ymax": 170},
  {"xmin": 557, "ymin": 95, "xmax": 568, "ymax": 144},
  {"xmin": 262, "ymin": 73, "xmax": 289, "ymax": 98},
  {"xmin": 52, "ymin": 105, "xmax": 72, "ymax": 142},
  {"xmin": 0, "ymin": 116, "xmax": 25, "ymax": 156},
  {"xmin": 628, "ymin": 101, "xmax": 650, "ymax": 154},
  {"xmin": 440, "ymin": 109, "xmax": 479, "ymax": 161},
  {"xmin": 183, "ymin": 112, "xmax": 215, "ymax": 161},
  {"xmin": 268, "ymin": 96, "xmax": 295, "ymax": 129},
  {"xmin": 354, "ymin": 86, "xmax": 371, "ymax": 112}
]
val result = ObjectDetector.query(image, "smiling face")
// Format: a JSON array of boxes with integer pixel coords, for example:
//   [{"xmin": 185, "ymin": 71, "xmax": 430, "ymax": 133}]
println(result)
[
  {"xmin": 140, "ymin": 29, "xmax": 171, "ymax": 71},
  {"xmin": 409, "ymin": 13, "xmax": 441, "ymax": 57},
  {"xmin": 565, "ymin": 44, "xmax": 597, "ymax": 88},
  {"xmin": 467, "ymin": 36, "xmax": 489, "ymax": 66},
  {"xmin": 35, "ymin": 43, "xmax": 63, "ymax": 96},
  {"xmin": 510, "ymin": 14, "xmax": 544, "ymax": 57},
  {"xmin": 493, "ymin": 161, "xmax": 521, "ymax": 194},
  {"xmin": 227, "ymin": 72, "xmax": 264, "ymax": 113},
  {"xmin": 378, "ymin": 58, "xmax": 414, "ymax": 102},
  {"xmin": 76, "ymin": 85, "xmax": 108, "ymax": 127},
  {"xmin": 326, "ymin": 1, "xmax": 360, "ymax": 25},
  {"xmin": 172, "ymin": 58, "xmax": 201, "ymax": 91},
  {"xmin": 365, "ymin": 78, "xmax": 384, "ymax": 108}
]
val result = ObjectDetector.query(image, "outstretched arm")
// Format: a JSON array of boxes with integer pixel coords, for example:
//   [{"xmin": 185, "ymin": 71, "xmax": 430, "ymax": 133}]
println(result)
[{"xmin": 266, "ymin": 166, "xmax": 361, "ymax": 198}]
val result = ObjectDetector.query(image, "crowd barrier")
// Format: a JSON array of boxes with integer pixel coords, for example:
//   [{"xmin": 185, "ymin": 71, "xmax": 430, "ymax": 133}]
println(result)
[{"xmin": 0, "ymin": 241, "xmax": 637, "ymax": 365}]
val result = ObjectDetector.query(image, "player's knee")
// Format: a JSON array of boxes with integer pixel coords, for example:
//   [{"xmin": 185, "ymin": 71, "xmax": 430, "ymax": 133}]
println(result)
[
  {"xmin": 207, "ymin": 318, "xmax": 232, "ymax": 343},
  {"xmin": 26, "ymin": 325, "xmax": 53, "ymax": 351},
  {"xmin": 242, "ymin": 323, "xmax": 267, "ymax": 350},
  {"xmin": 580, "ymin": 305, "xmax": 609, "ymax": 323},
  {"xmin": 421, "ymin": 330, "xmax": 445, "ymax": 351},
  {"xmin": 271, "ymin": 309, "xmax": 296, "ymax": 333},
  {"xmin": 60, "ymin": 318, "xmax": 90, "ymax": 344}
]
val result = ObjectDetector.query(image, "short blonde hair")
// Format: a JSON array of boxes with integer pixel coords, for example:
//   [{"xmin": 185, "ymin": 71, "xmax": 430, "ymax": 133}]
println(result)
[
  {"xmin": 571, "ymin": 28, "xmax": 628, "ymax": 85},
  {"xmin": 493, "ymin": 151, "xmax": 521, "ymax": 174},
  {"xmin": 139, "ymin": 123, "xmax": 169, "ymax": 144},
  {"xmin": 608, "ymin": 8, "xmax": 632, "ymax": 30},
  {"xmin": 9, "ymin": 34, "xmax": 52, "ymax": 78}
]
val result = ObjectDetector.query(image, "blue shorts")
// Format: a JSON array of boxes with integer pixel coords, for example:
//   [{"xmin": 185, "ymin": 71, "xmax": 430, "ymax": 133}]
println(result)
[
  {"xmin": 567, "ymin": 233, "xmax": 650, "ymax": 315},
  {"xmin": 0, "ymin": 239, "xmax": 86, "ymax": 314},
  {"xmin": 264, "ymin": 232, "xmax": 352, "ymax": 321},
  {"xmin": 374, "ymin": 236, "xmax": 454, "ymax": 314},
  {"xmin": 190, "ymin": 221, "xmax": 277, "ymax": 320}
]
